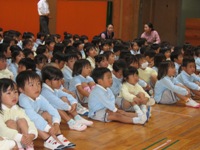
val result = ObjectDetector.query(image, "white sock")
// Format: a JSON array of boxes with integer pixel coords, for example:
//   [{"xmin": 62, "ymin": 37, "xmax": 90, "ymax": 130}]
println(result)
[
  {"xmin": 140, "ymin": 104, "xmax": 147, "ymax": 114},
  {"xmin": 133, "ymin": 104, "xmax": 143, "ymax": 116}
]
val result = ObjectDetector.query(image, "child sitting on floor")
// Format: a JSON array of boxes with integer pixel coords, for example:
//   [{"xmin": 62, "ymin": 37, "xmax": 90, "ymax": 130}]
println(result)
[{"xmin": 88, "ymin": 67, "xmax": 146, "ymax": 124}]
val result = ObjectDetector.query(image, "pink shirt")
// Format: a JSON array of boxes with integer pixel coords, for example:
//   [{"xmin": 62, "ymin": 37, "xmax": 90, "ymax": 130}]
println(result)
[{"xmin": 141, "ymin": 30, "xmax": 161, "ymax": 44}]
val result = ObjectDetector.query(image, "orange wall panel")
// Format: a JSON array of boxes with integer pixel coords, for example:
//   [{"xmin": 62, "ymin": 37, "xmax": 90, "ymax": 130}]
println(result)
[
  {"xmin": 56, "ymin": 0, "xmax": 107, "ymax": 41},
  {"xmin": 0, "ymin": 0, "xmax": 39, "ymax": 36}
]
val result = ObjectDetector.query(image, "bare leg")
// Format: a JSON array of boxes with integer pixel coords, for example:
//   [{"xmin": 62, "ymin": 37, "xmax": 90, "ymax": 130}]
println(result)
[
  {"xmin": 107, "ymin": 110, "xmax": 133, "ymax": 124},
  {"xmin": 137, "ymin": 92, "xmax": 148, "ymax": 104},
  {"xmin": 16, "ymin": 118, "xmax": 28, "ymax": 134},
  {"xmin": 5, "ymin": 120, "xmax": 17, "ymax": 130},
  {"xmin": 38, "ymin": 130, "xmax": 50, "ymax": 140},
  {"xmin": 175, "ymin": 93, "xmax": 189, "ymax": 102},
  {"xmin": 118, "ymin": 110, "xmax": 138, "ymax": 118},
  {"xmin": 41, "ymin": 111, "xmax": 53, "ymax": 125},
  {"xmin": 58, "ymin": 110, "xmax": 71, "ymax": 122}
]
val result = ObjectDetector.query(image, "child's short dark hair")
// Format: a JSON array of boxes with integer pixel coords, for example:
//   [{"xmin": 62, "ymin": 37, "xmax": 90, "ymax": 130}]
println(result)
[
  {"xmin": 124, "ymin": 55, "xmax": 138, "ymax": 67},
  {"xmin": 195, "ymin": 47, "xmax": 200, "ymax": 57},
  {"xmin": 0, "ymin": 53, "xmax": 6, "ymax": 60},
  {"xmin": 23, "ymin": 49, "xmax": 34, "ymax": 58},
  {"xmin": 119, "ymin": 50, "xmax": 131, "ymax": 60},
  {"xmin": 53, "ymin": 43, "xmax": 65, "ymax": 55},
  {"xmin": 104, "ymin": 51, "xmax": 114, "ymax": 60},
  {"xmin": 113, "ymin": 43, "xmax": 124, "ymax": 53},
  {"xmin": 123, "ymin": 66, "xmax": 138, "ymax": 83},
  {"xmin": 151, "ymin": 43, "xmax": 160, "ymax": 51},
  {"xmin": 37, "ymin": 32, "xmax": 46, "ymax": 39},
  {"xmin": 144, "ymin": 50, "xmax": 156, "ymax": 59},
  {"xmin": 51, "ymin": 52, "xmax": 66, "ymax": 63},
  {"xmin": 65, "ymin": 53, "xmax": 78, "ymax": 62},
  {"xmin": 16, "ymin": 70, "xmax": 41, "ymax": 90},
  {"xmin": 42, "ymin": 66, "xmax": 63, "ymax": 82},
  {"xmin": 95, "ymin": 54, "xmax": 107, "ymax": 65},
  {"xmin": 182, "ymin": 57, "xmax": 195, "ymax": 67},
  {"xmin": 170, "ymin": 48, "xmax": 182, "ymax": 62},
  {"xmin": 73, "ymin": 40, "xmax": 82, "ymax": 48},
  {"xmin": 91, "ymin": 67, "xmax": 111, "ymax": 83},
  {"xmin": 80, "ymin": 35, "xmax": 88, "ymax": 43},
  {"xmin": 36, "ymin": 45, "xmax": 47, "ymax": 55},
  {"xmin": 11, "ymin": 49, "xmax": 23, "ymax": 63},
  {"xmin": 157, "ymin": 61, "xmax": 175, "ymax": 80},
  {"xmin": 84, "ymin": 43, "xmax": 95, "ymax": 57},
  {"xmin": 18, "ymin": 58, "xmax": 36, "ymax": 71},
  {"xmin": 0, "ymin": 43, "xmax": 10, "ymax": 54},
  {"xmin": 154, "ymin": 53, "xmax": 166, "ymax": 68},
  {"xmin": 113, "ymin": 59, "xmax": 127, "ymax": 72},
  {"xmin": 34, "ymin": 54, "xmax": 48, "ymax": 65},
  {"xmin": 160, "ymin": 46, "xmax": 171, "ymax": 54},
  {"xmin": 72, "ymin": 59, "xmax": 91, "ymax": 76}
]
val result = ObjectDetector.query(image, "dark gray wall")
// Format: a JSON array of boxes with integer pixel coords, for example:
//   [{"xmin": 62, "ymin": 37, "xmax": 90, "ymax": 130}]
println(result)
[{"xmin": 179, "ymin": 0, "xmax": 200, "ymax": 45}]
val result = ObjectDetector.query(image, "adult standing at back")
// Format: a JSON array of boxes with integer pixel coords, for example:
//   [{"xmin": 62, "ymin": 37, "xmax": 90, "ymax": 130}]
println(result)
[
  {"xmin": 100, "ymin": 24, "xmax": 114, "ymax": 39},
  {"xmin": 37, "ymin": 0, "xmax": 50, "ymax": 34},
  {"xmin": 141, "ymin": 23, "xmax": 161, "ymax": 44}
]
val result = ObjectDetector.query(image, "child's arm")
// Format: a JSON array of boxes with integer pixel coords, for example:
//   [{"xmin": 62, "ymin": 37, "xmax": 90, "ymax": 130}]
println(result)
[
  {"xmin": 179, "ymin": 74, "xmax": 200, "ymax": 90},
  {"xmin": 19, "ymin": 96, "xmax": 53, "ymax": 132},
  {"xmin": 76, "ymin": 85, "xmax": 90, "ymax": 97},
  {"xmin": 120, "ymin": 84, "xmax": 136, "ymax": 103},
  {"xmin": 55, "ymin": 89, "xmax": 78, "ymax": 105},
  {"xmin": 162, "ymin": 77, "xmax": 188, "ymax": 95}
]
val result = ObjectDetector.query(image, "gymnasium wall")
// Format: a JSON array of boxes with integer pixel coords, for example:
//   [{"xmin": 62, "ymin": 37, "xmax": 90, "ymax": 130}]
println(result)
[{"xmin": 0, "ymin": 0, "xmax": 107, "ymax": 41}]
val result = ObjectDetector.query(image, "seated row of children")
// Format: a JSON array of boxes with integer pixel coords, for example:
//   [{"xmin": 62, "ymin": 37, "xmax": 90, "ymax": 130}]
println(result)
[{"xmin": 1, "ymin": 29, "xmax": 200, "ymax": 149}]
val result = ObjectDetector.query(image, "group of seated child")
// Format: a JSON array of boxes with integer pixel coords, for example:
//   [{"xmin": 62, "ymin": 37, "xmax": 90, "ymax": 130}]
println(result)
[{"xmin": 0, "ymin": 28, "xmax": 200, "ymax": 150}]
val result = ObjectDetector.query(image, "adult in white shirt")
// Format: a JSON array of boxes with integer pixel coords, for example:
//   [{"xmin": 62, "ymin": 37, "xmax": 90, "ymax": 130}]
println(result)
[{"xmin": 37, "ymin": 0, "xmax": 50, "ymax": 34}]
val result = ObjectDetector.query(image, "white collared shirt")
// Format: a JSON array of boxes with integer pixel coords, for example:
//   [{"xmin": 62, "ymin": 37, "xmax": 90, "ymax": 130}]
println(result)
[{"xmin": 37, "ymin": 0, "xmax": 50, "ymax": 16}]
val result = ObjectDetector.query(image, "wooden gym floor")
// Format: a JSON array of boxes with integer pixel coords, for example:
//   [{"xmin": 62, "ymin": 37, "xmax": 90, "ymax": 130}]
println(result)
[{"xmin": 34, "ymin": 101, "xmax": 200, "ymax": 150}]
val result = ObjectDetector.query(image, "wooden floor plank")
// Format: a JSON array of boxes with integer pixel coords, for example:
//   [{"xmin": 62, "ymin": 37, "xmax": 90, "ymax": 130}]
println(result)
[{"xmin": 34, "ymin": 103, "xmax": 200, "ymax": 150}]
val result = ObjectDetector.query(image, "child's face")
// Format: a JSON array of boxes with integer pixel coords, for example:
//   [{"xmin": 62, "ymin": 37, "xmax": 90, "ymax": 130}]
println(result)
[
  {"xmin": 164, "ymin": 50, "xmax": 171, "ymax": 59},
  {"xmin": 18, "ymin": 64, "xmax": 26, "ymax": 73},
  {"xmin": 37, "ymin": 59, "xmax": 47, "ymax": 70},
  {"xmin": 133, "ymin": 42, "xmax": 139, "ymax": 51},
  {"xmin": 167, "ymin": 66, "xmax": 176, "ymax": 77},
  {"xmin": 82, "ymin": 64, "xmax": 92, "ymax": 77},
  {"xmin": 98, "ymin": 58, "xmax": 108, "ymax": 68},
  {"xmin": 66, "ymin": 58, "xmax": 77, "ymax": 70},
  {"xmin": 1, "ymin": 85, "xmax": 18, "ymax": 108},
  {"xmin": 47, "ymin": 42, "xmax": 55, "ymax": 51},
  {"xmin": 4, "ymin": 46, "xmax": 11, "ymax": 58},
  {"xmin": 145, "ymin": 56, "xmax": 154, "ymax": 68},
  {"xmin": 27, "ymin": 53, "xmax": 34, "ymax": 60},
  {"xmin": 78, "ymin": 44, "xmax": 84, "ymax": 51},
  {"xmin": 127, "ymin": 74, "xmax": 139, "ymax": 85},
  {"xmin": 139, "ymin": 58, "xmax": 147, "ymax": 68},
  {"xmin": 102, "ymin": 44, "xmax": 109, "ymax": 51},
  {"xmin": 15, "ymin": 52, "xmax": 25, "ymax": 64},
  {"xmin": 130, "ymin": 62, "xmax": 139, "ymax": 69},
  {"xmin": 44, "ymin": 49, "xmax": 50, "ymax": 59},
  {"xmin": 0, "ymin": 58, "xmax": 7, "ymax": 70},
  {"xmin": 20, "ymin": 78, "xmax": 41, "ymax": 100},
  {"xmin": 48, "ymin": 79, "xmax": 62, "ymax": 90},
  {"xmin": 108, "ymin": 54, "xmax": 115, "ymax": 65},
  {"xmin": 88, "ymin": 48, "xmax": 97, "ymax": 58},
  {"xmin": 184, "ymin": 62, "xmax": 196, "ymax": 75},
  {"xmin": 25, "ymin": 42, "xmax": 33, "ymax": 50},
  {"xmin": 175, "ymin": 54, "xmax": 183, "ymax": 65},
  {"xmin": 58, "ymin": 60, "xmax": 65, "ymax": 69},
  {"xmin": 99, "ymin": 72, "xmax": 113, "ymax": 88},
  {"xmin": 113, "ymin": 69, "xmax": 123, "ymax": 79}
]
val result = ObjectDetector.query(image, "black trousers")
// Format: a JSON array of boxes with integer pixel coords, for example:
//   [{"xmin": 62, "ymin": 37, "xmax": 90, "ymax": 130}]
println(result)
[{"xmin": 39, "ymin": 16, "xmax": 50, "ymax": 34}]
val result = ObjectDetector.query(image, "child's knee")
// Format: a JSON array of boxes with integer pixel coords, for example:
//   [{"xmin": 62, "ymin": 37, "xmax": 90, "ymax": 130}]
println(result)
[
  {"xmin": 137, "ymin": 92, "xmax": 145, "ymax": 98},
  {"xmin": 17, "ymin": 118, "xmax": 27, "ymax": 125},
  {"xmin": 5, "ymin": 120, "xmax": 17, "ymax": 129}
]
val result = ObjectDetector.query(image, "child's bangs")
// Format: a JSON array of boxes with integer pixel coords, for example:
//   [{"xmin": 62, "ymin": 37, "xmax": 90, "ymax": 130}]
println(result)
[
  {"xmin": 0, "ymin": 79, "xmax": 15, "ymax": 93},
  {"xmin": 168, "ymin": 61, "xmax": 175, "ymax": 68}
]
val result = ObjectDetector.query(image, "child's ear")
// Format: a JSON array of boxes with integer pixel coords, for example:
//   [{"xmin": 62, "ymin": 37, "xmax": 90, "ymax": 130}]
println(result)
[{"xmin": 18, "ymin": 87, "xmax": 24, "ymax": 93}]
